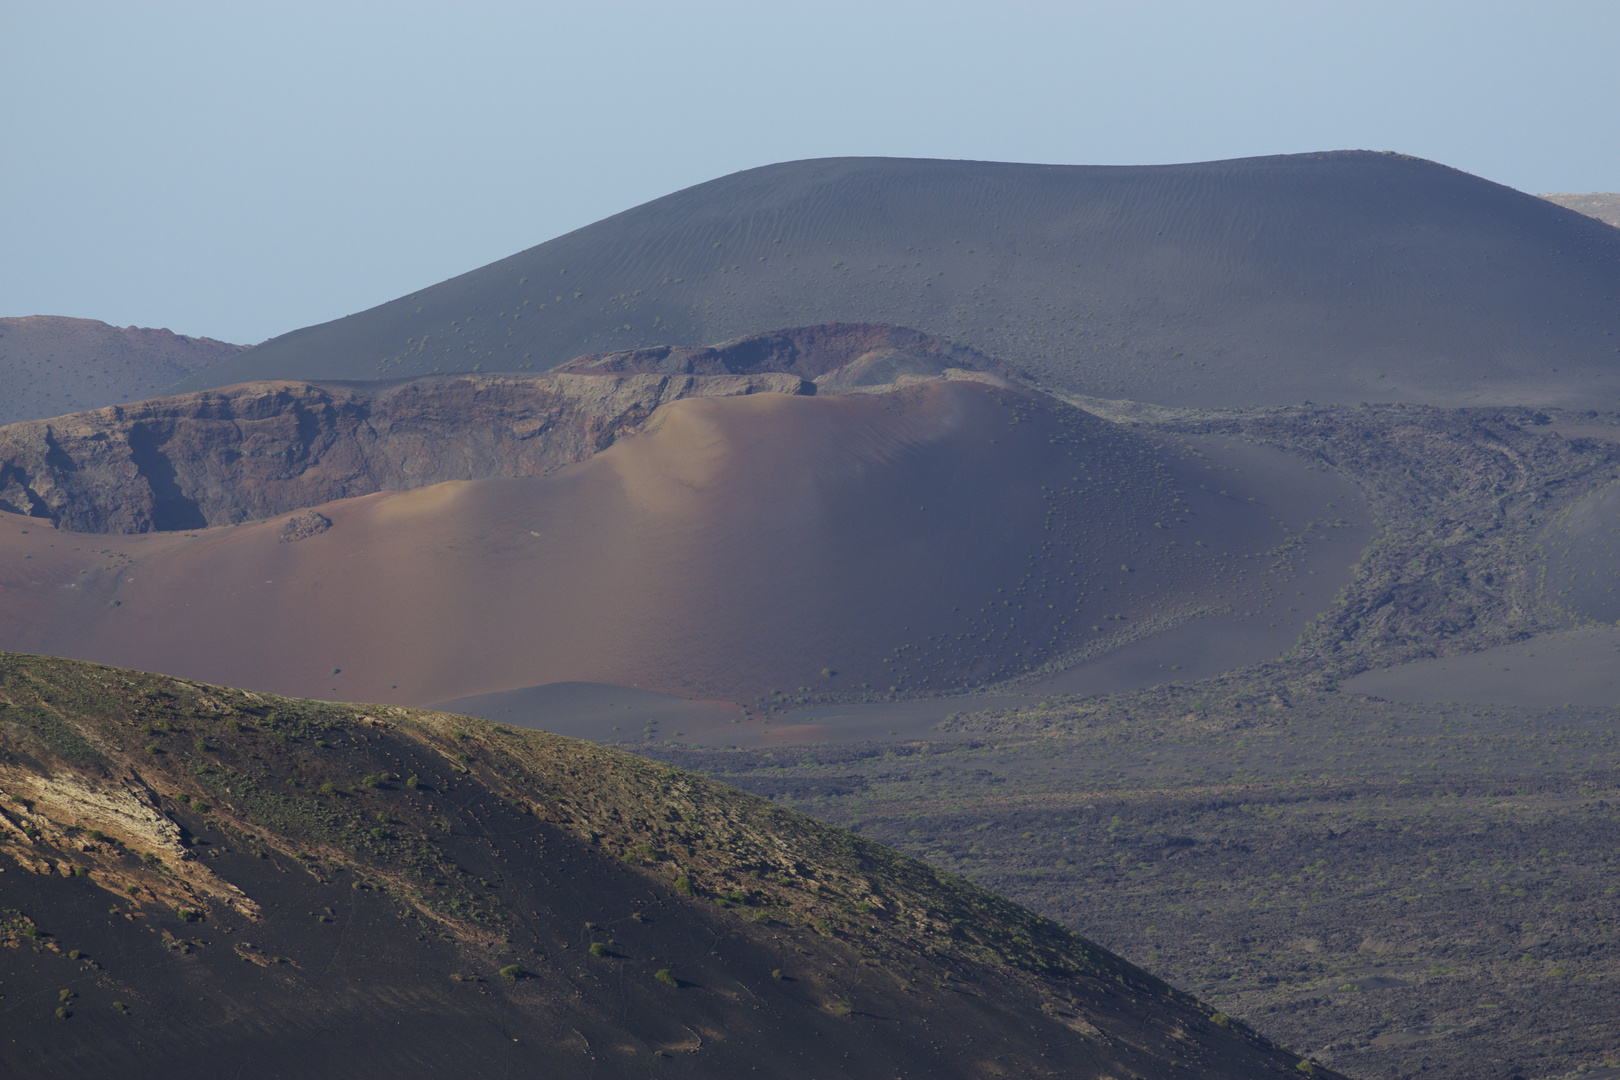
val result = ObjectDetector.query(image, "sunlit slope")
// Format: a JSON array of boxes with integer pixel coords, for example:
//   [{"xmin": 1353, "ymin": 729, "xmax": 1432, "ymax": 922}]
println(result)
[
  {"xmin": 0, "ymin": 380, "xmax": 1291, "ymax": 704},
  {"xmin": 169, "ymin": 152, "xmax": 1620, "ymax": 409}
]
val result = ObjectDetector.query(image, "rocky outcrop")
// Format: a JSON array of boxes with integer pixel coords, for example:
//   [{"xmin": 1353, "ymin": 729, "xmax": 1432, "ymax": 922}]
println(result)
[
  {"xmin": 560, "ymin": 322, "xmax": 1006, "ymax": 385},
  {"xmin": 0, "ymin": 370, "xmax": 810, "ymax": 534},
  {"xmin": 278, "ymin": 510, "xmax": 331, "ymax": 543}
]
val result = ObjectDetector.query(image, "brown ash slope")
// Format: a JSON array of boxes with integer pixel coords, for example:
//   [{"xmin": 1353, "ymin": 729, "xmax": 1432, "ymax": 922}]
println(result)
[
  {"xmin": 0, "ymin": 375, "xmax": 1311, "ymax": 706},
  {"xmin": 167, "ymin": 152, "xmax": 1620, "ymax": 409},
  {"xmin": 0, "ymin": 316, "xmax": 242, "ymax": 426},
  {"xmin": 0, "ymin": 653, "xmax": 1337, "ymax": 1080}
]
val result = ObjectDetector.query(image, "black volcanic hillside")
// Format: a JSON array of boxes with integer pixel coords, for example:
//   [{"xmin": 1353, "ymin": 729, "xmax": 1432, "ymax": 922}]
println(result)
[
  {"xmin": 0, "ymin": 653, "xmax": 1337, "ymax": 1079},
  {"xmin": 169, "ymin": 152, "xmax": 1620, "ymax": 409}
]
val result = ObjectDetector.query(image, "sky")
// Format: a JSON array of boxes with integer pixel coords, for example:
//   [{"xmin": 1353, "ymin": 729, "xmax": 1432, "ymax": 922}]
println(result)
[{"xmin": 4, "ymin": 1, "xmax": 1619, "ymax": 345}]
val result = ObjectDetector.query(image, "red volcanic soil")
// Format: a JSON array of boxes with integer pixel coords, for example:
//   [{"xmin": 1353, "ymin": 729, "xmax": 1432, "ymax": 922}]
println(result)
[
  {"xmin": 0, "ymin": 315, "xmax": 242, "ymax": 424},
  {"xmin": 0, "ymin": 378, "xmax": 1327, "ymax": 707}
]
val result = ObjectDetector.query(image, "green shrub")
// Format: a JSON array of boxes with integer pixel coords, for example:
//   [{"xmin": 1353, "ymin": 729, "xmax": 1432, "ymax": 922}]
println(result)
[
  {"xmin": 674, "ymin": 876, "xmax": 694, "ymax": 895},
  {"xmin": 589, "ymin": 942, "xmax": 607, "ymax": 957},
  {"xmin": 654, "ymin": 968, "xmax": 678, "ymax": 988},
  {"xmin": 499, "ymin": 964, "xmax": 522, "ymax": 980}
]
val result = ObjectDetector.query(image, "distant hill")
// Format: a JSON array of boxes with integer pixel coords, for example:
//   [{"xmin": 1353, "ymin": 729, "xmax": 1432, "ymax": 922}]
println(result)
[
  {"xmin": 167, "ymin": 152, "xmax": 1620, "ymax": 410},
  {"xmin": 0, "ymin": 652, "xmax": 1335, "ymax": 1079},
  {"xmin": 0, "ymin": 316, "xmax": 242, "ymax": 425},
  {"xmin": 1542, "ymin": 192, "xmax": 1620, "ymax": 228}
]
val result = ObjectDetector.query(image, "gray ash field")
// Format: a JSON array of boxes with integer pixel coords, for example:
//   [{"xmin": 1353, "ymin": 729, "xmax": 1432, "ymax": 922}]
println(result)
[{"xmin": 641, "ymin": 692, "xmax": 1620, "ymax": 1080}]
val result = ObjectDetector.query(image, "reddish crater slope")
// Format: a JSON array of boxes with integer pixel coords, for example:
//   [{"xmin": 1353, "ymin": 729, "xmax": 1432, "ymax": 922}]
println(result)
[
  {"xmin": 0, "ymin": 324, "xmax": 991, "ymax": 535},
  {"xmin": 0, "ymin": 376, "xmax": 1296, "ymax": 705}
]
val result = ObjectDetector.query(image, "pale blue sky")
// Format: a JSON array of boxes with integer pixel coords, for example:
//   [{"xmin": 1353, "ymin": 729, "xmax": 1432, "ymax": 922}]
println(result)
[{"xmin": 4, "ymin": 1, "xmax": 1618, "ymax": 344}]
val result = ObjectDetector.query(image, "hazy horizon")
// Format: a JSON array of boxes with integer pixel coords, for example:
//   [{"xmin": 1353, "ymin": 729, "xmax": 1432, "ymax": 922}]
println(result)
[{"xmin": 4, "ymin": 0, "xmax": 1618, "ymax": 345}]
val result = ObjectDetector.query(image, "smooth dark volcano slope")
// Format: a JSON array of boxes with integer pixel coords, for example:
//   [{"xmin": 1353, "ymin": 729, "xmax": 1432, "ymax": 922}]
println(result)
[
  {"xmin": 169, "ymin": 152, "xmax": 1620, "ymax": 409},
  {"xmin": 0, "ymin": 653, "xmax": 1336, "ymax": 1079}
]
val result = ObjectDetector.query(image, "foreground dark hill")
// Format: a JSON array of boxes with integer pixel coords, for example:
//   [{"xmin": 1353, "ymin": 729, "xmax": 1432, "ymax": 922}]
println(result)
[
  {"xmin": 0, "ymin": 316, "xmax": 242, "ymax": 425},
  {"xmin": 169, "ymin": 152, "xmax": 1620, "ymax": 409},
  {"xmin": 0, "ymin": 653, "xmax": 1334, "ymax": 1079},
  {"xmin": 0, "ymin": 374, "xmax": 1326, "ymax": 705}
]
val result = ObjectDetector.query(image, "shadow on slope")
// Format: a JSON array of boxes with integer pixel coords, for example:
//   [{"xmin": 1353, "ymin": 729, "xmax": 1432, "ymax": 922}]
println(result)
[
  {"xmin": 168, "ymin": 152, "xmax": 1620, "ymax": 409},
  {"xmin": 0, "ymin": 378, "xmax": 1361, "ymax": 708}
]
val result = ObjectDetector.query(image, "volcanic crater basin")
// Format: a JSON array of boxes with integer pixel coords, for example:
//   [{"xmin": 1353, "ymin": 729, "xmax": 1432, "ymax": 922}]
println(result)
[{"xmin": 0, "ymin": 377, "xmax": 1366, "ymax": 717}]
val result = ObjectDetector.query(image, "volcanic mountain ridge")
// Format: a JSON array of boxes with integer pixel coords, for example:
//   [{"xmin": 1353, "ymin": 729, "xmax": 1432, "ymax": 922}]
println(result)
[{"xmin": 167, "ymin": 152, "xmax": 1620, "ymax": 411}]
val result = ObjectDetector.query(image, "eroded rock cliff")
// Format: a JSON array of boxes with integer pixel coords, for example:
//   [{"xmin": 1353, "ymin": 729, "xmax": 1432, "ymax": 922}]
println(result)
[{"xmin": 0, "ymin": 370, "xmax": 809, "ymax": 533}]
